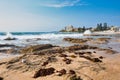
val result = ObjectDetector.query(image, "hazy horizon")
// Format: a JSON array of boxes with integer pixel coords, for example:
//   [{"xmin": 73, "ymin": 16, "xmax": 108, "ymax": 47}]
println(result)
[{"xmin": 0, "ymin": 0, "xmax": 120, "ymax": 32}]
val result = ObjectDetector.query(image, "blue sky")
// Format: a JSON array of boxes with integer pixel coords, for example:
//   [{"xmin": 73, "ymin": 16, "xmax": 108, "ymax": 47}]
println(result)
[{"xmin": 0, "ymin": 0, "xmax": 120, "ymax": 32}]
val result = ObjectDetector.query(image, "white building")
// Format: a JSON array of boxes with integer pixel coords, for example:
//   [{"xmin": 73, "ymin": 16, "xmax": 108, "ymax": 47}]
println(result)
[{"xmin": 65, "ymin": 25, "xmax": 74, "ymax": 32}]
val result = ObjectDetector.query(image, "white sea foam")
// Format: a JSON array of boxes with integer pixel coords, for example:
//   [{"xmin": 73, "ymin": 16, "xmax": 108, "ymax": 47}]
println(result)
[
  {"xmin": 0, "ymin": 33, "xmax": 83, "ymax": 47},
  {"xmin": 11, "ymin": 33, "xmax": 83, "ymax": 40},
  {"xmin": 1, "ymin": 32, "xmax": 14, "ymax": 40},
  {"xmin": 6, "ymin": 32, "xmax": 13, "ymax": 38}
]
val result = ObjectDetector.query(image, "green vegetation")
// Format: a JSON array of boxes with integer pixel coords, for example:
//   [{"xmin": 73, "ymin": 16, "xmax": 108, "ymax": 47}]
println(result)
[
  {"xmin": 78, "ymin": 26, "xmax": 86, "ymax": 33},
  {"xmin": 95, "ymin": 23, "xmax": 110, "ymax": 31}
]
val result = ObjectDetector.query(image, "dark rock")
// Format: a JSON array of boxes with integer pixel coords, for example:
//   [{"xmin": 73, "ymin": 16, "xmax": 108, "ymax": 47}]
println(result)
[
  {"xmin": 80, "ymin": 56, "xmax": 102, "ymax": 62},
  {"xmin": 69, "ymin": 70, "xmax": 76, "ymax": 75},
  {"xmin": 75, "ymin": 51, "xmax": 92, "ymax": 56},
  {"xmin": 47, "ymin": 56, "xmax": 57, "ymax": 62},
  {"xmin": 42, "ymin": 61, "xmax": 49, "ymax": 66},
  {"xmin": 64, "ymin": 38, "xmax": 87, "ymax": 43},
  {"xmin": 57, "ymin": 69, "xmax": 66, "ymax": 76},
  {"xmin": 0, "ymin": 77, "xmax": 3, "ymax": 80},
  {"xmin": 74, "ymin": 52, "xmax": 85, "ymax": 55},
  {"xmin": 4, "ymin": 37, "xmax": 17, "ymax": 40},
  {"xmin": 86, "ymin": 52, "xmax": 92, "ymax": 54},
  {"xmin": 92, "ymin": 58, "xmax": 102, "ymax": 62},
  {"xmin": 0, "ymin": 62, "xmax": 7, "ymax": 65},
  {"xmin": 63, "ymin": 58, "xmax": 72, "ymax": 64},
  {"xmin": 63, "ymin": 38, "xmax": 93, "ymax": 44},
  {"xmin": 80, "ymin": 55, "xmax": 91, "ymax": 60},
  {"xmin": 59, "ymin": 54, "xmax": 68, "ymax": 57},
  {"xmin": 69, "ymin": 55, "xmax": 77, "ymax": 58},
  {"xmin": 66, "ymin": 60, "xmax": 71, "ymax": 64},
  {"xmin": 70, "ymin": 75, "xmax": 83, "ymax": 80},
  {"xmin": 19, "ymin": 44, "xmax": 54, "ymax": 54},
  {"xmin": 99, "ymin": 56, "xmax": 104, "ymax": 59},
  {"xmin": 66, "ymin": 45, "xmax": 98, "ymax": 52},
  {"xmin": 33, "ymin": 67, "xmax": 55, "ymax": 78},
  {"xmin": 33, "ymin": 47, "xmax": 64, "ymax": 55}
]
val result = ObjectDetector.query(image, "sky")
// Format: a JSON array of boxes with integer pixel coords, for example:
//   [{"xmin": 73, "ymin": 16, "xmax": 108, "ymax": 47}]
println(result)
[{"xmin": 0, "ymin": 0, "xmax": 120, "ymax": 32}]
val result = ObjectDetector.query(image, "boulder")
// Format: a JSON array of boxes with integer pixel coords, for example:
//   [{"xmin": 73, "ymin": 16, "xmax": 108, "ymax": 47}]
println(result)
[
  {"xmin": 99, "ymin": 56, "xmax": 104, "ymax": 59},
  {"xmin": 70, "ymin": 75, "xmax": 82, "ymax": 80},
  {"xmin": 19, "ymin": 44, "xmax": 54, "ymax": 54},
  {"xmin": 80, "ymin": 55, "xmax": 102, "ymax": 62},
  {"xmin": 59, "ymin": 53, "xmax": 68, "ymax": 57},
  {"xmin": 69, "ymin": 55, "xmax": 77, "ymax": 58},
  {"xmin": 63, "ymin": 58, "xmax": 72, "ymax": 64},
  {"xmin": 57, "ymin": 69, "xmax": 66, "ymax": 76},
  {"xmin": 32, "ymin": 47, "xmax": 64, "ymax": 55},
  {"xmin": 42, "ymin": 61, "xmax": 49, "ymax": 66},
  {"xmin": 65, "ymin": 45, "xmax": 98, "ymax": 52},
  {"xmin": 4, "ymin": 37, "xmax": 17, "ymax": 40},
  {"xmin": 69, "ymin": 70, "xmax": 76, "ymax": 75},
  {"xmin": 47, "ymin": 56, "xmax": 58, "ymax": 62},
  {"xmin": 33, "ymin": 67, "xmax": 55, "ymax": 78},
  {"xmin": 63, "ymin": 38, "xmax": 93, "ymax": 44},
  {"xmin": 0, "ymin": 77, "xmax": 3, "ymax": 80}
]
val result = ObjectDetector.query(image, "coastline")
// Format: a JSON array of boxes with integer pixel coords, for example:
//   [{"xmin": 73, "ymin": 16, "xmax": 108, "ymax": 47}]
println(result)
[{"xmin": 0, "ymin": 35, "xmax": 120, "ymax": 80}]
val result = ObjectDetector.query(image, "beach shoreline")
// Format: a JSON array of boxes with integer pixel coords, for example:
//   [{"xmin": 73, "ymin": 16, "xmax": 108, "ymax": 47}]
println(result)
[{"xmin": 0, "ymin": 35, "xmax": 120, "ymax": 80}]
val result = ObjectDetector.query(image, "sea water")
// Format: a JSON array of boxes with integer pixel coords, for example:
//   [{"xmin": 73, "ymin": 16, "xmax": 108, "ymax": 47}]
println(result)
[
  {"xmin": 0, "ymin": 32, "xmax": 84, "ymax": 47},
  {"xmin": 0, "ymin": 32, "xmax": 120, "ymax": 59},
  {"xmin": 0, "ymin": 32, "xmax": 84, "ymax": 59}
]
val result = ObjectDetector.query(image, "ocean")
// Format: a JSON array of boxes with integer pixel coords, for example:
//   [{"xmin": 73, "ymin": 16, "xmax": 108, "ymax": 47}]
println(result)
[
  {"xmin": 0, "ymin": 32, "xmax": 84, "ymax": 59},
  {"xmin": 0, "ymin": 32, "xmax": 83, "ymax": 47},
  {"xmin": 0, "ymin": 32, "xmax": 120, "ymax": 59}
]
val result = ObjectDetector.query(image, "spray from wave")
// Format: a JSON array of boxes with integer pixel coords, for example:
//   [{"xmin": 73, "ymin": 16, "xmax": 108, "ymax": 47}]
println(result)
[{"xmin": 0, "ymin": 32, "xmax": 83, "ymax": 40}]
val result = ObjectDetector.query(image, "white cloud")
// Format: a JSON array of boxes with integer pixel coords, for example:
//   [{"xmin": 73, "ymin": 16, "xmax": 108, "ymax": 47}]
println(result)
[{"xmin": 40, "ymin": 0, "xmax": 86, "ymax": 8}]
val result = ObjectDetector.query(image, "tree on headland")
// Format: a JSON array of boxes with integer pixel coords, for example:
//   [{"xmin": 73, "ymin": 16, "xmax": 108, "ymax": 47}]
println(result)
[
  {"xmin": 95, "ymin": 23, "xmax": 108, "ymax": 31},
  {"xmin": 103, "ymin": 23, "xmax": 108, "ymax": 30},
  {"xmin": 96, "ymin": 23, "xmax": 102, "ymax": 31},
  {"xmin": 82, "ymin": 26, "xmax": 86, "ymax": 32},
  {"xmin": 78, "ymin": 26, "xmax": 86, "ymax": 33}
]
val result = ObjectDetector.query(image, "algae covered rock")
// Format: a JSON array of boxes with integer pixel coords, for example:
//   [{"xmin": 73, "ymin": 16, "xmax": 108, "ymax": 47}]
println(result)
[
  {"xmin": 33, "ymin": 67, "xmax": 55, "ymax": 78},
  {"xmin": 19, "ymin": 44, "xmax": 54, "ymax": 54}
]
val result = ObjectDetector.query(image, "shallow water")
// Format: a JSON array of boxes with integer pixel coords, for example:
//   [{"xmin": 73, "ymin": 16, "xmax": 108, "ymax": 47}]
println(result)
[
  {"xmin": 0, "ymin": 32, "xmax": 83, "ymax": 47},
  {"xmin": 0, "ymin": 32, "xmax": 120, "ymax": 59},
  {"xmin": 0, "ymin": 53, "xmax": 20, "ymax": 60}
]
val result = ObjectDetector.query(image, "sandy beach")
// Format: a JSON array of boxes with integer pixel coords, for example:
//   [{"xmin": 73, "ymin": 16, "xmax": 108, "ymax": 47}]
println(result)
[
  {"xmin": 0, "ymin": 0, "xmax": 120, "ymax": 79},
  {"xmin": 0, "ymin": 36, "xmax": 120, "ymax": 80}
]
